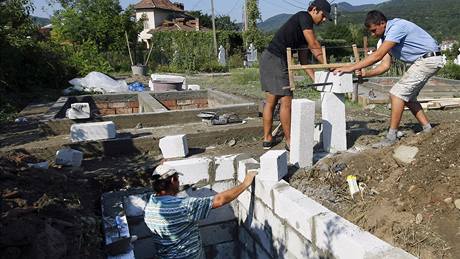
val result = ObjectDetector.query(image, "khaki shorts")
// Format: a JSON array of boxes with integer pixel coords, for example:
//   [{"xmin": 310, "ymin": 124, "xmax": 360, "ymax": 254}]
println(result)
[{"xmin": 390, "ymin": 56, "xmax": 444, "ymax": 102}]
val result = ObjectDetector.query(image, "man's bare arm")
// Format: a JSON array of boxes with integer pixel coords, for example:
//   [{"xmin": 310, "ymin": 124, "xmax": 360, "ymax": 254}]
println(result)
[
  {"xmin": 303, "ymin": 29, "xmax": 324, "ymax": 64},
  {"xmin": 334, "ymin": 41, "xmax": 396, "ymax": 74},
  {"xmin": 212, "ymin": 171, "xmax": 256, "ymax": 209},
  {"xmin": 362, "ymin": 53, "xmax": 392, "ymax": 77}
]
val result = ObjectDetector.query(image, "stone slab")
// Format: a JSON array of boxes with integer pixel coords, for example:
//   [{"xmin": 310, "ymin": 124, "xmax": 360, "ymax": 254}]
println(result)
[
  {"xmin": 290, "ymin": 99, "xmax": 315, "ymax": 168},
  {"xmin": 315, "ymin": 71, "xmax": 353, "ymax": 93},
  {"xmin": 259, "ymin": 150, "xmax": 288, "ymax": 181},
  {"xmin": 70, "ymin": 121, "xmax": 116, "ymax": 142},
  {"xmin": 321, "ymin": 92, "xmax": 347, "ymax": 152},
  {"xmin": 159, "ymin": 134, "xmax": 189, "ymax": 159},
  {"xmin": 163, "ymin": 157, "xmax": 211, "ymax": 185}
]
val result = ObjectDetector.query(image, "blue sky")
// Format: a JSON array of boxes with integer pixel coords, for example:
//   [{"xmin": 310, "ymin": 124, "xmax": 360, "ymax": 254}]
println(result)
[{"xmin": 32, "ymin": 0, "xmax": 388, "ymax": 21}]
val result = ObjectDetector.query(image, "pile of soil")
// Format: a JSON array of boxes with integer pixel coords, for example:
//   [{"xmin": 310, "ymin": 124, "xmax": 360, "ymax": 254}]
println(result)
[
  {"xmin": 0, "ymin": 150, "xmax": 155, "ymax": 258},
  {"xmin": 291, "ymin": 122, "xmax": 460, "ymax": 258}
]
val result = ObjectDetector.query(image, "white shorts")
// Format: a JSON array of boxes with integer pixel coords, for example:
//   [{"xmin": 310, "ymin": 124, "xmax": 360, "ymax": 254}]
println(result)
[{"xmin": 390, "ymin": 56, "xmax": 444, "ymax": 102}]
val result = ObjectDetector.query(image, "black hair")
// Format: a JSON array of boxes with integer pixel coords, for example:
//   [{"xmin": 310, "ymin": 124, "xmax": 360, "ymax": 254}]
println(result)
[
  {"xmin": 365, "ymin": 10, "xmax": 387, "ymax": 28},
  {"xmin": 308, "ymin": 4, "xmax": 320, "ymax": 12},
  {"xmin": 151, "ymin": 175, "xmax": 175, "ymax": 193}
]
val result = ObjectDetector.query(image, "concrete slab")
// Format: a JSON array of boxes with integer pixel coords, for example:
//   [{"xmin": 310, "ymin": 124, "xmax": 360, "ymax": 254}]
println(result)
[
  {"xmin": 215, "ymin": 154, "xmax": 239, "ymax": 181},
  {"xmin": 70, "ymin": 121, "xmax": 116, "ymax": 142},
  {"xmin": 315, "ymin": 71, "xmax": 353, "ymax": 93},
  {"xmin": 321, "ymin": 92, "xmax": 347, "ymax": 152},
  {"xmin": 259, "ymin": 150, "xmax": 288, "ymax": 181},
  {"xmin": 55, "ymin": 148, "xmax": 83, "ymax": 167},
  {"xmin": 159, "ymin": 134, "xmax": 189, "ymax": 159},
  {"xmin": 290, "ymin": 99, "xmax": 315, "ymax": 168},
  {"xmin": 164, "ymin": 157, "xmax": 211, "ymax": 185}
]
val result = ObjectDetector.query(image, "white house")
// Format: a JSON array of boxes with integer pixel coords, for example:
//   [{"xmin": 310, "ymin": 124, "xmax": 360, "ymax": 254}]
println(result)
[{"xmin": 134, "ymin": 0, "xmax": 185, "ymax": 42}]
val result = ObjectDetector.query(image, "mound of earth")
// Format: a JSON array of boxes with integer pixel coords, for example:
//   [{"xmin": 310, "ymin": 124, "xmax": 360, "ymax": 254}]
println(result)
[
  {"xmin": 0, "ymin": 150, "xmax": 156, "ymax": 258},
  {"xmin": 291, "ymin": 122, "xmax": 460, "ymax": 258}
]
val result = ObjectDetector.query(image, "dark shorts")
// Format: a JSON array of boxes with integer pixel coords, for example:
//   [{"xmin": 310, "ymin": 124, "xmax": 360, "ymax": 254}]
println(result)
[{"xmin": 259, "ymin": 50, "xmax": 292, "ymax": 96}]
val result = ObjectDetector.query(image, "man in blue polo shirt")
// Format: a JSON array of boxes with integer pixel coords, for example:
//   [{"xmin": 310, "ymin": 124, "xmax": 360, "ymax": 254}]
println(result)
[
  {"xmin": 334, "ymin": 10, "xmax": 443, "ymax": 147},
  {"xmin": 144, "ymin": 164, "xmax": 256, "ymax": 258}
]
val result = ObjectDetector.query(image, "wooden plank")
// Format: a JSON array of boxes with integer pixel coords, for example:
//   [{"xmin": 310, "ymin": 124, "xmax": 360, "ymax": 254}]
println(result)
[
  {"xmin": 322, "ymin": 46, "xmax": 328, "ymax": 64},
  {"xmin": 286, "ymin": 48, "xmax": 295, "ymax": 90},
  {"xmin": 290, "ymin": 63, "xmax": 354, "ymax": 70},
  {"xmin": 352, "ymin": 44, "xmax": 360, "ymax": 102}
]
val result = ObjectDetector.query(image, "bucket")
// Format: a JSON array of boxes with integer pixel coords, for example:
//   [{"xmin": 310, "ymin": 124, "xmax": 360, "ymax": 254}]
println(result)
[{"xmin": 131, "ymin": 65, "xmax": 146, "ymax": 76}]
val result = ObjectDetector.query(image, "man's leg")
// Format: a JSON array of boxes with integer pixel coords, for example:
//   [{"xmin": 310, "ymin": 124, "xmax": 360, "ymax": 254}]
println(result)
[
  {"xmin": 279, "ymin": 95, "xmax": 293, "ymax": 145},
  {"xmin": 263, "ymin": 93, "xmax": 279, "ymax": 142},
  {"xmin": 406, "ymin": 101, "xmax": 432, "ymax": 132}
]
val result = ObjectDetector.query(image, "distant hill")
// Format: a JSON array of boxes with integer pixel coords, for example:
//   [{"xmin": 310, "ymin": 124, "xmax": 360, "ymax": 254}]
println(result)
[
  {"xmin": 258, "ymin": 0, "xmax": 460, "ymax": 40},
  {"xmin": 258, "ymin": 14, "xmax": 291, "ymax": 33},
  {"xmin": 336, "ymin": 2, "xmax": 375, "ymax": 12},
  {"xmin": 32, "ymin": 16, "xmax": 51, "ymax": 27}
]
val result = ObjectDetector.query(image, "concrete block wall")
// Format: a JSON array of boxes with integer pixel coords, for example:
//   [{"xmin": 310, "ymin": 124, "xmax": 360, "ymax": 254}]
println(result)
[{"xmin": 236, "ymin": 175, "xmax": 417, "ymax": 259}]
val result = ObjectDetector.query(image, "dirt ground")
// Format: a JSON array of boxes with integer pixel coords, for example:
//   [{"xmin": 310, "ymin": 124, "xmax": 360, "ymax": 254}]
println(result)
[
  {"xmin": 291, "ymin": 111, "xmax": 460, "ymax": 259},
  {"xmin": 1, "ymin": 73, "xmax": 459, "ymax": 258}
]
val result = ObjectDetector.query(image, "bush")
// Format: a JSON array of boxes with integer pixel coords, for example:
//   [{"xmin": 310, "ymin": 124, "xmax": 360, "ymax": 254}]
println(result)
[
  {"xmin": 148, "ymin": 31, "xmax": 242, "ymax": 73},
  {"xmin": 438, "ymin": 63, "xmax": 460, "ymax": 80},
  {"xmin": 228, "ymin": 54, "xmax": 244, "ymax": 68},
  {"xmin": 66, "ymin": 40, "xmax": 114, "ymax": 76}
]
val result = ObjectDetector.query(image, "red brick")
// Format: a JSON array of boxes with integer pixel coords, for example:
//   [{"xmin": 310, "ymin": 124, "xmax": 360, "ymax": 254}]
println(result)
[
  {"xmin": 116, "ymin": 108, "xmax": 132, "ymax": 114},
  {"xmin": 132, "ymin": 108, "xmax": 139, "ymax": 113},
  {"xmin": 197, "ymin": 103, "xmax": 209, "ymax": 108},
  {"xmin": 161, "ymin": 100, "xmax": 177, "ymax": 109},
  {"xmin": 96, "ymin": 101, "xmax": 109, "ymax": 109},
  {"xmin": 99, "ymin": 109, "xmax": 116, "ymax": 115},
  {"xmin": 192, "ymin": 98, "xmax": 208, "ymax": 105},
  {"xmin": 177, "ymin": 99, "xmax": 193, "ymax": 106},
  {"xmin": 109, "ymin": 102, "xmax": 127, "ymax": 108},
  {"xmin": 128, "ymin": 100, "xmax": 139, "ymax": 108}
]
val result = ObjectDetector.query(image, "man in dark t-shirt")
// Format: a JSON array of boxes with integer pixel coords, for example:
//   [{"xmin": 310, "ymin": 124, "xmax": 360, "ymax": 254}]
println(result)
[{"xmin": 259, "ymin": 0, "xmax": 331, "ymax": 150}]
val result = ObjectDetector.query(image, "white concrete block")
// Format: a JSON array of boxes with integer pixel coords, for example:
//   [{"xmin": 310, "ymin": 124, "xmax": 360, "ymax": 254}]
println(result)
[
  {"xmin": 159, "ymin": 134, "xmax": 189, "ymax": 159},
  {"xmin": 55, "ymin": 148, "xmax": 83, "ymax": 167},
  {"xmin": 290, "ymin": 99, "xmax": 315, "ymax": 168},
  {"xmin": 254, "ymin": 178, "xmax": 289, "ymax": 210},
  {"xmin": 215, "ymin": 154, "xmax": 239, "ymax": 181},
  {"xmin": 314, "ymin": 123, "xmax": 322, "ymax": 143},
  {"xmin": 315, "ymin": 71, "xmax": 353, "ymax": 93},
  {"xmin": 259, "ymin": 150, "xmax": 288, "ymax": 181},
  {"xmin": 284, "ymin": 225, "xmax": 316, "ymax": 259},
  {"xmin": 272, "ymin": 185, "xmax": 330, "ymax": 240},
  {"xmin": 200, "ymin": 221, "xmax": 236, "ymax": 246},
  {"xmin": 163, "ymin": 157, "xmax": 211, "ymax": 185},
  {"xmin": 321, "ymin": 92, "xmax": 347, "ymax": 152},
  {"xmin": 187, "ymin": 84, "xmax": 201, "ymax": 91},
  {"xmin": 66, "ymin": 103, "xmax": 90, "ymax": 119},
  {"xmin": 70, "ymin": 121, "xmax": 116, "ymax": 142},
  {"xmin": 237, "ymin": 158, "xmax": 259, "ymax": 183},
  {"xmin": 239, "ymin": 225, "xmax": 255, "ymax": 254},
  {"xmin": 310, "ymin": 212, "xmax": 417, "ymax": 259},
  {"xmin": 253, "ymin": 199, "xmax": 286, "ymax": 256},
  {"xmin": 237, "ymin": 189, "xmax": 253, "ymax": 212}
]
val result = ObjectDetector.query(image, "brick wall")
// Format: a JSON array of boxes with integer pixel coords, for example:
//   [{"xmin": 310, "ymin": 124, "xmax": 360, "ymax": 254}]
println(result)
[
  {"xmin": 95, "ymin": 100, "xmax": 139, "ymax": 115},
  {"xmin": 159, "ymin": 98, "xmax": 208, "ymax": 110}
]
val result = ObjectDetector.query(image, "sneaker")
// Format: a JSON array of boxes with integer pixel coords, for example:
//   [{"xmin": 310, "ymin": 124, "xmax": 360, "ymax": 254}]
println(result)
[
  {"xmin": 372, "ymin": 137, "xmax": 397, "ymax": 148},
  {"xmin": 262, "ymin": 140, "xmax": 276, "ymax": 149}
]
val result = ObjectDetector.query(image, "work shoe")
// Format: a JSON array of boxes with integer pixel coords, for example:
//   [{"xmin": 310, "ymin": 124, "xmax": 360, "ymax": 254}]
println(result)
[
  {"xmin": 262, "ymin": 136, "xmax": 282, "ymax": 149},
  {"xmin": 372, "ymin": 137, "xmax": 397, "ymax": 148}
]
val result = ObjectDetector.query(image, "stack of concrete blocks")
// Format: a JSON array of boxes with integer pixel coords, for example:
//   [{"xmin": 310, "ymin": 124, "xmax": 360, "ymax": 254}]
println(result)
[
  {"xmin": 159, "ymin": 134, "xmax": 189, "ymax": 159},
  {"xmin": 290, "ymin": 99, "xmax": 315, "ymax": 168},
  {"xmin": 315, "ymin": 71, "xmax": 353, "ymax": 153},
  {"xmin": 55, "ymin": 148, "xmax": 83, "ymax": 167},
  {"xmin": 70, "ymin": 121, "xmax": 116, "ymax": 142},
  {"xmin": 234, "ymin": 151, "xmax": 417, "ymax": 259},
  {"xmin": 66, "ymin": 102, "xmax": 91, "ymax": 119}
]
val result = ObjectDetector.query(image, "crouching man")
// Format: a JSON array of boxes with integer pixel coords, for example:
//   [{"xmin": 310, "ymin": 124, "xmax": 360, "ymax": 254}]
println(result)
[{"xmin": 144, "ymin": 164, "xmax": 256, "ymax": 258}]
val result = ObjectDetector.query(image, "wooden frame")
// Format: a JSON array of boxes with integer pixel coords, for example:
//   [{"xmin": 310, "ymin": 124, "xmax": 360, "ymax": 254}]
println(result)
[{"xmin": 286, "ymin": 47, "xmax": 354, "ymax": 90}]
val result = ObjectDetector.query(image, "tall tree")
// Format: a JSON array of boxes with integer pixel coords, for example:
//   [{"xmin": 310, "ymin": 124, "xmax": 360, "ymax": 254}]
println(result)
[
  {"xmin": 51, "ymin": 0, "xmax": 139, "ymax": 52},
  {"xmin": 243, "ymin": 0, "xmax": 265, "ymax": 49}
]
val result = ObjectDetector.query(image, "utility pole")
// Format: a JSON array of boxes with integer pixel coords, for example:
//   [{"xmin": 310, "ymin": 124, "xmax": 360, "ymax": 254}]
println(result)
[
  {"xmin": 334, "ymin": 4, "xmax": 338, "ymax": 26},
  {"xmin": 244, "ymin": 0, "xmax": 248, "ymax": 31},
  {"xmin": 210, "ymin": 0, "xmax": 218, "ymax": 55}
]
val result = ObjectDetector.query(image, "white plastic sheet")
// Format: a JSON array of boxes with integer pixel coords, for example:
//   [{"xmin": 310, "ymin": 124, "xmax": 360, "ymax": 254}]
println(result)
[{"xmin": 68, "ymin": 72, "xmax": 128, "ymax": 93}]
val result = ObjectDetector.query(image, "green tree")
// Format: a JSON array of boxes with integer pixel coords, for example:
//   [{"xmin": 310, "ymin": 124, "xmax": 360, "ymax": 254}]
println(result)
[
  {"xmin": 243, "ymin": 0, "xmax": 265, "ymax": 50},
  {"xmin": 187, "ymin": 11, "xmax": 239, "ymax": 31},
  {"xmin": 51, "ymin": 0, "xmax": 139, "ymax": 52}
]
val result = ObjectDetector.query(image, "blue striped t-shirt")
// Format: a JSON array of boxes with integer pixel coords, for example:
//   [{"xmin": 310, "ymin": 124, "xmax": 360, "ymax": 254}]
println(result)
[{"xmin": 144, "ymin": 195, "xmax": 214, "ymax": 259}]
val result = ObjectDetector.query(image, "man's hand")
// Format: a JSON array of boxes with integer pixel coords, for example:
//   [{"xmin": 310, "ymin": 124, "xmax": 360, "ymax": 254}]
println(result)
[
  {"xmin": 333, "ymin": 65, "xmax": 355, "ymax": 76},
  {"xmin": 243, "ymin": 169, "xmax": 257, "ymax": 187}
]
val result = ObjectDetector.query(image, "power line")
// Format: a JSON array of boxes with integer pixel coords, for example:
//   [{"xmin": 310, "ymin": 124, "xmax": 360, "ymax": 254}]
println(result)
[
  {"xmin": 281, "ymin": 0, "xmax": 304, "ymax": 9},
  {"xmin": 226, "ymin": 0, "xmax": 242, "ymax": 16},
  {"xmin": 260, "ymin": 0, "xmax": 297, "ymax": 13},
  {"xmin": 191, "ymin": 0, "xmax": 204, "ymax": 11}
]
